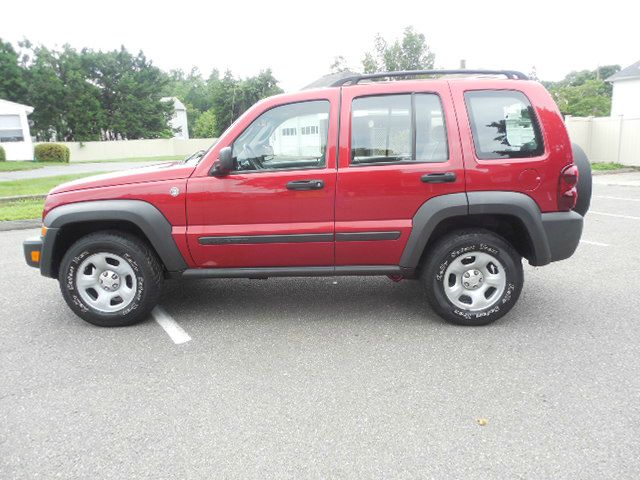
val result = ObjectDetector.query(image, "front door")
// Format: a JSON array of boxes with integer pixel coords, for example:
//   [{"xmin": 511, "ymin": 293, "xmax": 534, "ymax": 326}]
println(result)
[
  {"xmin": 335, "ymin": 81, "xmax": 465, "ymax": 266},
  {"xmin": 186, "ymin": 95, "xmax": 338, "ymax": 268}
]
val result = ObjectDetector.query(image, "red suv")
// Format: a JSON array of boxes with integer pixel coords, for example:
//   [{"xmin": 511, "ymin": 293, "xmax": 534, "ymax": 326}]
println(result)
[{"xmin": 23, "ymin": 70, "xmax": 591, "ymax": 327}]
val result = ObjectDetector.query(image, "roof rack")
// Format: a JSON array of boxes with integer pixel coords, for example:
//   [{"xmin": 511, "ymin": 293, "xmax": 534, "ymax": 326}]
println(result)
[{"xmin": 330, "ymin": 69, "xmax": 529, "ymax": 86}]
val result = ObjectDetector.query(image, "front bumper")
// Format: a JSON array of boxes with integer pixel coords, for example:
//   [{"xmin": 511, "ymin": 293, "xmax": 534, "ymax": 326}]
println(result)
[
  {"xmin": 23, "ymin": 237, "xmax": 43, "ymax": 269},
  {"xmin": 541, "ymin": 210, "xmax": 584, "ymax": 263}
]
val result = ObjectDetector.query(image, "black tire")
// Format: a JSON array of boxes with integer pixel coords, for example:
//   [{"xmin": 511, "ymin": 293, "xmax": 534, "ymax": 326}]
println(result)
[
  {"xmin": 572, "ymin": 143, "xmax": 592, "ymax": 216},
  {"xmin": 421, "ymin": 230, "xmax": 524, "ymax": 326},
  {"xmin": 58, "ymin": 231, "xmax": 163, "ymax": 327}
]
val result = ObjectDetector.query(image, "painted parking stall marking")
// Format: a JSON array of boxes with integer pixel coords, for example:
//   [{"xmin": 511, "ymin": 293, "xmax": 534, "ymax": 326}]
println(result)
[
  {"xmin": 580, "ymin": 239, "xmax": 610, "ymax": 247},
  {"xmin": 593, "ymin": 195, "xmax": 640, "ymax": 202},
  {"xmin": 152, "ymin": 306, "xmax": 191, "ymax": 344},
  {"xmin": 589, "ymin": 211, "xmax": 640, "ymax": 221}
]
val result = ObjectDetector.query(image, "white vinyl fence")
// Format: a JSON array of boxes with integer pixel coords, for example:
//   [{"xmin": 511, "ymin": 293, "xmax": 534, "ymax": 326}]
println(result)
[
  {"xmin": 35, "ymin": 137, "xmax": 217, "ymax": 162},
  {"xmin": 565, "ymin": 116, "xmax": 640, "ymax": 166},
  {"xmin": 32, "ymin": 117, "xmax": 640, "ymax": 166}
]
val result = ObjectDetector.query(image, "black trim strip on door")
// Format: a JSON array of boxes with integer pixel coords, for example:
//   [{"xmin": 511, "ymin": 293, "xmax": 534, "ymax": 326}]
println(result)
[
  {"xmin": 335, "ymin": 231, "xmax": 401, "ymax": 242},
  {"xmin": 198, "ymin": 233, "xmax": 334, "ymax": 245},
  {"xmin": 198, "ymin": 231, "xmax": 401, "ymax": 245}
]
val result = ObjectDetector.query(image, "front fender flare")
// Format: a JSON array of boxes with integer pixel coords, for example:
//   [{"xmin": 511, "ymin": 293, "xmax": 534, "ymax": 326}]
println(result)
[{"xmin": 41, "ymin": 199, "xmax": 188, "ymax": 277}]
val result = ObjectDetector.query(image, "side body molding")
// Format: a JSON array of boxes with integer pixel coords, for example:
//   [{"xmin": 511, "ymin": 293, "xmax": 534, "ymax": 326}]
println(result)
[
  {"xmin": 42, "ymin": 200, "xmax": 188, "ymax": 277},
  {"xmin": 399, "ymin": 193, "xmax": 469, "ymax": 268}
]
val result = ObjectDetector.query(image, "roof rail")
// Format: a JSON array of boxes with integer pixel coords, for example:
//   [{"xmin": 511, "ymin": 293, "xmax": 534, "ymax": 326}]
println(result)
[{"xmin": 330, "ymin": 69, "xmax": 529, "ymax": 86}]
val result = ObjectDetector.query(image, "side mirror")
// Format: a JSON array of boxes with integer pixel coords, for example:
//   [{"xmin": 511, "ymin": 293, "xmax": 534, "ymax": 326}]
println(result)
[{"xmin": 210, "ymin": 146, "xmax": 233, "ymax": 176}]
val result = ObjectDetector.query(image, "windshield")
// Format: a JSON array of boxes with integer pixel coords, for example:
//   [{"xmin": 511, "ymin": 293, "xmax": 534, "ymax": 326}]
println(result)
[{"xmin": 182, "ymin": 144, "xmax": 215, "ymax": 165}]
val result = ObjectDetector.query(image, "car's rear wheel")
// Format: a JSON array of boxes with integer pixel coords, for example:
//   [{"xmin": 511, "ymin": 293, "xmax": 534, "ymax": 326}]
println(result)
[
  {"xmin": 422, "ymin": 230, "xmax": 523, "ymax": 326},
  {"xmin": 58, "ymin": 231, "xmax": 163, "ymax": 327}
]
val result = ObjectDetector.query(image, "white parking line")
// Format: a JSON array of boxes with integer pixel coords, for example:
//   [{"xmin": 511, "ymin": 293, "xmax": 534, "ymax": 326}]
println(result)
[
  {"xmin": 593, "ymin": 195, "xmax": 640, "ymax": 202},
  {"xmin": 590, "ymin": 211, "xmax": 640, "ymax": 221},
  {"xmin": 580, "ymin": 239, "xmax": 610, "ymax": 247},
  {"xmin": 152, "ymin": 306, "xmax": 191, "ymax": 344}
]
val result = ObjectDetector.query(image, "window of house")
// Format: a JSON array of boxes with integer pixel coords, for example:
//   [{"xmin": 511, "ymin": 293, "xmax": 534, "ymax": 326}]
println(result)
[
  {"xmin": 465, "ymin": 90, "xmax": 544, "ymax": 159},
  {"xmin": 350, "ymin": 93, "xmax": 448, "ymax": 165},
  {"xmin": 232, "ymin": 100, "xmax": 330, "ymax": 172},
  {"xmin": 0, "ymin": 115, "xmax": 24, "ymax": 143}
]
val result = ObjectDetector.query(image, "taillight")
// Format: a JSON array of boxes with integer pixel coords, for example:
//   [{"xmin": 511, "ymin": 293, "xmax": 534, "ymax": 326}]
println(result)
[{"xmin": 558, "ymin": 164, "xmax": 579, "ymax": 211}]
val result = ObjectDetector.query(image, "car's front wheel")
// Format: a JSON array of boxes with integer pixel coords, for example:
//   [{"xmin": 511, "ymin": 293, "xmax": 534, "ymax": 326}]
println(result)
[
  {"xmin": 58, "ymin": 231, "xmax": 163, "ymax": 327},
  {"xmin": 422, "ymin": 230, "xmax": 524, "ymax": 326}
]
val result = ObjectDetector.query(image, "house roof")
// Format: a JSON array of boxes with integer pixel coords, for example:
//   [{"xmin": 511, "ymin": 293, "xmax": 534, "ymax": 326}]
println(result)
[
  {"xmin": 161, "ymin": 97, "xmax": 186, "ymax": 111},
  {"xmin": 606, "ymin": 60, "xmax": 640, "ymax": 82},
  {"xmin": 303, "ymin": 71, "xmax": 361, "ymax": 90},
  {"xmin": 0, "ymin": 98, "xmax": 34, "ymax": 114}
]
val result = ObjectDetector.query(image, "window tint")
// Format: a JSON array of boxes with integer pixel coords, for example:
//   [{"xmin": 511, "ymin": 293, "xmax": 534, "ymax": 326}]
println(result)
[
  {"xmin": 232, "ymin": 100, "xmax": 330, "ymax": 172},
  {"xmin": 415, "ymin": 94, "xmax": 448, "ymax": 162},
  {"xmin": 465, "ymin": 90, "xmax": 544, "ymax": 159},
  {"xmin": 351, "ymin": 95, "xmax": 412, "ymax": 164},
  {"xmin": 350, "ymin": 94, "xmax": 448, "ymax": 165}
]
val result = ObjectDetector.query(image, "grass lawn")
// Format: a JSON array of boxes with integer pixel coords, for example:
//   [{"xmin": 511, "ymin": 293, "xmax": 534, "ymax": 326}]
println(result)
[
  {"xmin": 591, "ymin": 162, "xmax": 627, "ymax": 171},
  {"xmin": 0, "ymin": 173, "xmax": 103, "ymax": 198},
  {"xmin": 0, "ymin": 161, "xmax": 71, "ymax": 172},
  {"xmin": 0, "ymin": 155, "xmax": 181, "ymax": 172},
  {"xmin": 0, "ymin": 198, "xmax": 44, "ymax": 221},
  {"xmin": 0, "ymin": 172, "xmax": 105, "ymax": 221}
]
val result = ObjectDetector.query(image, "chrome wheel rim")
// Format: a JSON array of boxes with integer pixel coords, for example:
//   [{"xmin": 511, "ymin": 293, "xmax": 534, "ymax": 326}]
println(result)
[
  {"xmin": 443, "ymin": 251, "xmax": 506, "ymax": 312},
  {"xmin": 76, "ymin": 252, "xmax": 137, "ymax": 313}
]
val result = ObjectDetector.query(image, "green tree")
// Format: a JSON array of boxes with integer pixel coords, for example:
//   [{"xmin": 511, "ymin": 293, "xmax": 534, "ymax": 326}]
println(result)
[
  {"xmin": 193, "ymin": 108, "xmax": 216, "ymax": 138},
  {"xmin": 545, "ymin": 65, "xmax": 621, "ymax": 116},
  {"xmin": 550, "ymin": 79, "xmax": 613, "ymax": 116},
  {"xmin": 21, "ymin": 44, "xmax": 67, "ymax": 140},
  {"xmin": 362, "ymin": 26, "xmax": 435, "ymax": 73},
  {"xmin": 330, "ymin": 56, "xmax": 349, "ymax": 73},
  {"xmin": 0, "ymin": 38, "xmax": 27, "ymax": 102},
  {"xmin": 209, "ymin": 69, "xmax": 282, "ymax": 135},
  {"xmin": 86, "ymin": 47, "xmax": 173, "ymax": 139}
]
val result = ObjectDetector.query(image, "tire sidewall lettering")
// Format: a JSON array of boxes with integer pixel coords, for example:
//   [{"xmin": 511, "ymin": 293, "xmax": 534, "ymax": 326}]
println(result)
[
  {"xmin": 64, "ymin": 247, "xmax": 145, "ymax": 317},
  {"xmin": 435, "ymin": 243, "xmax": 511, "ymax": 320}
]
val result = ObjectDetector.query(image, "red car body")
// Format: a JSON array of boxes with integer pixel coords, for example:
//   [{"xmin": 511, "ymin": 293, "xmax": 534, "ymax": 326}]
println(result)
[{"xmin": 43, "ymin": 78, "xmax": 572, "ymax": 271}]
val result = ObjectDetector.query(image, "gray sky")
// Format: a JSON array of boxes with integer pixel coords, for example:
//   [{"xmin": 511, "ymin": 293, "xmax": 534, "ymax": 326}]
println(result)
[{"xmin": 3, "ymin": 0, "xmax": 638, "ymax": 91}]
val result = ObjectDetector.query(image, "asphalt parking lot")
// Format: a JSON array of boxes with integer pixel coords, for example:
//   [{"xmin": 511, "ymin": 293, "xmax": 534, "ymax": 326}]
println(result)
[{"xmin": 1, "ymin": 178, "xmax": 639, "ymax": 479}]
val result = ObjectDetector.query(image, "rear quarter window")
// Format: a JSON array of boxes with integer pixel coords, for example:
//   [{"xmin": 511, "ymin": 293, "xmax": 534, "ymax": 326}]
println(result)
[{"xmin": 465, "ymin": 90, "xmax": 544, "ymax": 160}]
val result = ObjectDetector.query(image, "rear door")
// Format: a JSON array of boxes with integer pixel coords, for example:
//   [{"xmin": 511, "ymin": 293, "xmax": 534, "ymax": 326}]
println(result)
[{"xmin": 335, "ymin": 81, "xmax": 465, "ymax": 266}]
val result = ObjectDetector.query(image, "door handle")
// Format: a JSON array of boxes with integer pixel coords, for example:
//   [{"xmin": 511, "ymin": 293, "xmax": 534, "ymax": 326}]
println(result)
[
  {"xmin": 421, "ymin": 172, "xmax": 456, "ymax": 183},
  {"xmin": 286, "ymin": 180, "xmax": 324, "ymax": 190}
]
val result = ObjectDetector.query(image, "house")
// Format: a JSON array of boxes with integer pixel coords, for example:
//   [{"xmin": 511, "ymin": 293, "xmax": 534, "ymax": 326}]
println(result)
[
  {"xmin": 161, "ymin": 97, "xmax": 189, "ymax": 139},
  {"xmin": 607, "ymin": 60, "xmax": 640, "ymax": 118},
  {"xmin": 0, "ymin": 99, "xmax": 34, "ymax": 160}
]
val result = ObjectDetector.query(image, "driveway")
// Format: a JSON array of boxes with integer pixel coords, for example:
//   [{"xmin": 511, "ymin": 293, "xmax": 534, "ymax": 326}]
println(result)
[
  {"xmin": 0, "ymin": 161, "xmax": 167, "ymax": 182},
  {"xmin": 1, "ymin": 181, "xmax": 639, "ymax": 479}
]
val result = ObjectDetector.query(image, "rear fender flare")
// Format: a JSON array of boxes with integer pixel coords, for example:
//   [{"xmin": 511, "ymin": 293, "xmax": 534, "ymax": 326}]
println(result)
[{"xmin": 400, "ymin": 191, "xmax": 553, "ymax": 269}]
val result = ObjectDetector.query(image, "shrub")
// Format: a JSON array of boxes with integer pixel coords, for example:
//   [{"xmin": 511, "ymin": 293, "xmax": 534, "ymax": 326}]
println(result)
[
  {"xmin": 34, "ymin": 143, "xmax": 70, "ymax": 163},
  {"xmin": 0, "ymin": 145, "xmax": 5, "ymax": 162}
]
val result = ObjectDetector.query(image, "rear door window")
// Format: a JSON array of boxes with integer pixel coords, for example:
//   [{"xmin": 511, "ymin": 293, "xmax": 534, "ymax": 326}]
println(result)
[
  {"xmin": 464, "ymin": 90, "xmax": 544, "ymax": 159},
  {"xmin": 350, "ymin": 93, "xmax": 448, "ymax": 165}
]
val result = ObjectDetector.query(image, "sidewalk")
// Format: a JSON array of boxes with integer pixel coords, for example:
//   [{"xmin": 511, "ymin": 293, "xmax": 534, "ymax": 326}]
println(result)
[
  {"xmin": 0, "ymin": 161, "xmax": 164, "ymax": 182},
  {"xmin": 593, "ymin": 171, "xmax": 640, "ymax": 187}
]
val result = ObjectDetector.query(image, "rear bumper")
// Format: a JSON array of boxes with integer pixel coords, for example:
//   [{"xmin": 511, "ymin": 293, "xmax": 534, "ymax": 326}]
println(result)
[
  {"xmin": 541, "ymin": 210, "xmax": 584, "ymax": 263},
  {"xmin": 23, "ymin": 237, "xmax": 43, "ymax": 269}
]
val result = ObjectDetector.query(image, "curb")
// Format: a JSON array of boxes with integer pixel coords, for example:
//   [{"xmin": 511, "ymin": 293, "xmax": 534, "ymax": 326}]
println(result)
[
  {"xmin": 592, "ymin": 168, "xmax": 639, "ymax": 176},
  {"xmin": 0, "ymin": 219, "xmax": 40, "ymax": 232},
  {"xmin": 0, "ymin": 194, "xmax": 47, "ymax": 203}
]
